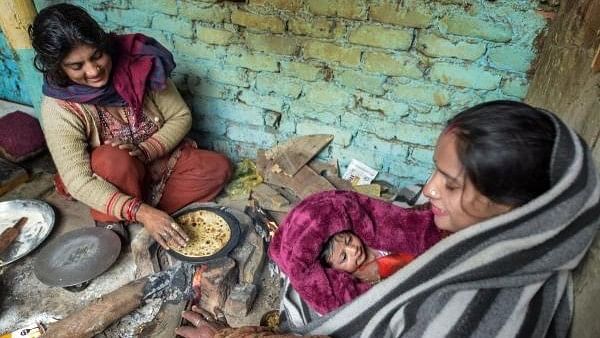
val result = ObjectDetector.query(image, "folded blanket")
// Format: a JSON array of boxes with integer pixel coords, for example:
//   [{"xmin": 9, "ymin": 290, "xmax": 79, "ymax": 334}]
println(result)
[
  {"xmin": 269, "ymin": 190, "xmax": 442, "ymax": 314},
  {"xmin": 287, "ymin": 111, "xmax": 600, "ymax": 337}
]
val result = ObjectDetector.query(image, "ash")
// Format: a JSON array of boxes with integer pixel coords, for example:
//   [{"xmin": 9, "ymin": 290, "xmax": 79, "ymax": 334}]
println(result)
[
  {"xmin": 97, "ymin": 299, "xmax": 162, "ymax": 338},
  {"xmin": 143, "ymin": 263, "xmax": 195, "ymax": 303}
]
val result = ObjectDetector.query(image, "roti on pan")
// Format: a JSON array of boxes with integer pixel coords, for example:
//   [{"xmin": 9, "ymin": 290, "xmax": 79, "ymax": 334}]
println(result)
[{"xmin": 173, "ymin": 210, "xmax": 231, "ymax": 257}]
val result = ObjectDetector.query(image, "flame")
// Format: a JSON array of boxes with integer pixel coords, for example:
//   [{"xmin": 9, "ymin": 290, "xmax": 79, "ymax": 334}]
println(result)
[{"xmin": 191, "ymin": 265, "xmax": 206, "ymax": 305}]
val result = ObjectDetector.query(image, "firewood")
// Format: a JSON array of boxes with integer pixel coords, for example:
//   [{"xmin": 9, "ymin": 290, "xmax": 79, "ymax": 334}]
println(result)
[{"xmin": 41, "ymin": 279, "xmax": 147, "ymax": 338}]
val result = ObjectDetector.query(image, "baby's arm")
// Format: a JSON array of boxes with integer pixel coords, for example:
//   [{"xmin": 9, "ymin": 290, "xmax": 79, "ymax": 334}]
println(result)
[{"xmin": 353, "ymin": 261, "xmax": 380, "ymax": 284}]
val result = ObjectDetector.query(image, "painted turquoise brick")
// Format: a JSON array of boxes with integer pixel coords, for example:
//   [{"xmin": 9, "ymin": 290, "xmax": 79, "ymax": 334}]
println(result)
[
  {"xmin": 256, "ymin": 73, "xmax": 303, "ymax": 98},
  {"xmin": 349, "ymin": 25, "xmax": 413, "ymax": 50},
  {"xmin": 135, "ymin": 28, "xmax": 172, "ymax": 51},
  {"xmin": 302, "ymin": 82, "xmax": 353, "ymax": 110},
  {"xmin": 277, "ymin": 113, "xmax": 297, "ymax": 135},
  {"xmin": 197, "ymin": 27, "xmax": 235, "ymax": 45},
  {"xmin": 131, "ymin": 0, "xmax": 177, "ymax": 15},
  {"xmin": 416, "ymin": 33, "xmax": 485, "ymax": 61},
  {"xmin": 191, "ymin": 79, "xmax": 233, "ymax": 100},
  {"xmin": 409, "ymin": 108, "xmax": 451, "ymax": 124},
  {"xmin": 481, "ymin": 90, "xmax": 515, "ymax": 103},
  {"xmin": 213, "ymin": 139, "xmax": 260, "ymax": 161},
  {"xmin": 106, "ymin": 9, "xmax": 151, "ymax": 28},
  {"xmin": 353, "ymin": 132, "xmax": 408, "ymax": 156},
  {"xmin": 387, "ymin": 159, "xmax": 432, "ymax": 182},
  {"xmin": 226, "ymin": 46, "xmax": 279, "ymax": 72},
  {"xmin": 370, "ymin": 3, "xmax": 433, "ymax": 29},
  {"xmin": 393, "ymin": 123, "xmax": 442, "ymax": 146},
  {"xmin": 193, "ymin": 97, "xmax": 264, "ymax": 126},
  {"xmin": 227, "ymin": 124, "xmax": 276, "ymax": 148},
  {"xmin": 179, "ymin": 59, "xmax": 213, "ymax": 77},
  {"xmin": 152, "ymin": 14, "xmax": 193, "ymax": 38},
  {"xmin": 336, "ymin": 69, "xmax": 385, "ymax": 95},
  {"xmin": 390, "ymin": 81, "xmax": 450, "ymax": 106},
  {"xmin": 238, "ymin": 90, "xmax": 285, "ymax": 112},
  {"xmin": 443, "ymin": 15, "xmax": 512, "ymax": 42},
  {"xmin": 355, "ymin": 93, "xmax": 409, "ymax": 122},
  {"xmin": 289, "ymin": 102, "xmax": 339, "ymax": 124},
  {"xmin": 341, "ymin": 113, "xmax": 396, "ymax": 140},
  {"xmin": 180, "ymin": 1, "xmax": 231, "ymax": 23},
  {"xmin": 364, "ymin": 52, "xmax": 423, "ymax": 79},
  {"xmin": 409, "ymin": 146, "xmax": 434, "ymax": 165},
  {"xmin": 296, "ymin": 121, "xmax": 353, "ymax": 146},
  {"xmin": 501, "ymin": 77, "xmax": 528, "ymax": 98},
  {"xmin": 430, "ymin": 62, "xmax": 501, "ymax": 90},
  {"xmin": 207, "ymin": 67, "xmax": 249, "ymax": 88},
  {"xmin": 191, "ymin": 114, "xmax": 228, "ymax": 135},
  {"xmin": 0, "ymin": 33, "xmax": 31, "ymax": 105},
  {"xmin": 173, "ymin": 36, "xmax": 227, "ymax": 60},
  {"xmin": 334, "ymin": 146, "xmax": 385, "ymax": 173},
  {"xmin": 489, "ymin": 45, "xmax": 534, "ymax": 73},
  {"xmin": 281, "ymin": 61, "xmax": 323, "ymax": 81}
]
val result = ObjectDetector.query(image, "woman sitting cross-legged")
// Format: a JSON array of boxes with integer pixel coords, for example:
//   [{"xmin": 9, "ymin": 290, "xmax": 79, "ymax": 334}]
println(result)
[{"xmin": 29, "ymin": 4, "xmax": 232, "ymax": 249}]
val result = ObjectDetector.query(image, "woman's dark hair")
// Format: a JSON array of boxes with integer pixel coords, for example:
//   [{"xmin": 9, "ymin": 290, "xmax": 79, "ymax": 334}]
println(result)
[
  {"xmin": 446, "ymin": 100, "xmax": 556, "ymax": 207},
  {"xmin": 28, "ymin": 3, "xmax": 110, "ymax": 86}
]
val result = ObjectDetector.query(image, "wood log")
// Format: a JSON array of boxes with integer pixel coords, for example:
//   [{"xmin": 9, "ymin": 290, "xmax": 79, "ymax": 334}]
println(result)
[{"xmin": 42, "ymin": 279, "xmax": 148, "ymax": 338}]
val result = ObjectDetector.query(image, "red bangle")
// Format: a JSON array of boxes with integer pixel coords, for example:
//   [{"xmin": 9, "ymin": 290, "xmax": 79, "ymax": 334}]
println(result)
[{"xmin": 124, "ymin": 198, "xmax": 142, "ymax": 222}]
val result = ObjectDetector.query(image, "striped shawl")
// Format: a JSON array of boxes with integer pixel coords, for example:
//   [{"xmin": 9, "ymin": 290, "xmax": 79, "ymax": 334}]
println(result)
[{"xmin": 288, "ymin": 112, "xmax": 600, "ymax": 338}]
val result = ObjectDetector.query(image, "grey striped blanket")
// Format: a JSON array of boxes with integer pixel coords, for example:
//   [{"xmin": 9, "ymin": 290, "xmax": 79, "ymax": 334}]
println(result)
[{"xmin": 285, "ymin": 112, "xmax": 600, "ymax": 338}]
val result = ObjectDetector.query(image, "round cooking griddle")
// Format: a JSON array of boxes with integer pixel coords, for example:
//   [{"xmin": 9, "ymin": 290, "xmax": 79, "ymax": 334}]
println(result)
[
  {"xmin": 167, "ymin": 206, "xmax": 241, "ymax": 264},
  {"xmin": 34, "ymin": 227, "xmax": 121, "ymax": 288}
]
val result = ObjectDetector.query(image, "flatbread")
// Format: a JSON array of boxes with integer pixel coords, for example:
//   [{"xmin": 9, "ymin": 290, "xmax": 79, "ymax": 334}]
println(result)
[{"xmin": 173, "ymin": 210, "xmax": 231, "ymax": 257}]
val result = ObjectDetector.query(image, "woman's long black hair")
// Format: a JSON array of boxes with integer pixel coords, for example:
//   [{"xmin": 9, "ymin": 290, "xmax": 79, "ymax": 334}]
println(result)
[{"xmin": 447, "ymin": 100, "xmax": 556, "ymax": 207}]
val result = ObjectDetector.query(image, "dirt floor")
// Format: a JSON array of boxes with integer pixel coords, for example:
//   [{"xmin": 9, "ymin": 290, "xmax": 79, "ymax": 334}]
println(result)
[{"xmin": 0, "ymin": 152, "xmax": 281, "ymax": 337}]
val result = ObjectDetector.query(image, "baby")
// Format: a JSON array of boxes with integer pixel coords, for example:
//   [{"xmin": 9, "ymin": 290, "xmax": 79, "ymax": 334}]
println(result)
[{"xmin": 319, "ymin": 230, "xmax": 414, "ymax": 284}]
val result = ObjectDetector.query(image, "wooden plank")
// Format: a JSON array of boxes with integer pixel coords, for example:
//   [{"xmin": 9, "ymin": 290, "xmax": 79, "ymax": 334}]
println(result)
[
  {"xmin": 592, "ymin": 46, "xmax": 600, "ymax": 72},
  {"xmin": 0, "ymin": 157, "xmax": 28, "ymax": 196},
  {"xmin": 251, "ymin": 183, "xmax": 291, "ymax": 212},
  {"xmin": 265, "ymin": 134, "xmax": 333, "ymax": 177},
  {"xmin": 257, "ymin": 152, "xmax": 335, "ymax": 199}
]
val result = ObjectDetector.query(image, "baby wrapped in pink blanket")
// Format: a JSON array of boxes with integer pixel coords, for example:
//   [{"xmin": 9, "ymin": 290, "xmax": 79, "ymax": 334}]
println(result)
[{"xmin": 269, "ymin": 190, "xmax": 443, "ymax": 314}]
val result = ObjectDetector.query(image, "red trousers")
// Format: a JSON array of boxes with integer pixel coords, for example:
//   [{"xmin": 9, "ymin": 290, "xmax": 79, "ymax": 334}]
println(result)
[{"xmin": 62, "ymin": 144, "xmax": 232, "ymax": 222}]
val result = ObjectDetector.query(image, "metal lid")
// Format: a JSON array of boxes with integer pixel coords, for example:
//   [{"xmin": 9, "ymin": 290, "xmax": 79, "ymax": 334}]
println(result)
[{"xmin": 34, "ymin": 227, "xmax": 121, "ymax": 287}]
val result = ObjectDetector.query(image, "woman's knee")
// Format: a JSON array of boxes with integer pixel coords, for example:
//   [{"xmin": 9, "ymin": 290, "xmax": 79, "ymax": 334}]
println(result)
[{"xmin": 91, "ymin": 144, "xmax": 143, "ymax": 178}]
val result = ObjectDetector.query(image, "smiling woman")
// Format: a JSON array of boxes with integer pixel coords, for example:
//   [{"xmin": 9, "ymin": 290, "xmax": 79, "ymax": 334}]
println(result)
[{"xmin": 28, "ymin": 4, "xmax": 232, "ymax": 251}]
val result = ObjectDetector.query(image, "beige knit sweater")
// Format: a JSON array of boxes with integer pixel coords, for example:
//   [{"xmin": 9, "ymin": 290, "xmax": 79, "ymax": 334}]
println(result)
[{"xmin": 40, "ymin": 80, "xmax": 191, "ymax": 219}]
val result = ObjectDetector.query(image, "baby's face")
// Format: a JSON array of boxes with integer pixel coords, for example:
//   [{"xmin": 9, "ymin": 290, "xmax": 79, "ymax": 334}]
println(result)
[{"xmin": 328, "ymin": 232, "xmax": 367, "ymax": 273}]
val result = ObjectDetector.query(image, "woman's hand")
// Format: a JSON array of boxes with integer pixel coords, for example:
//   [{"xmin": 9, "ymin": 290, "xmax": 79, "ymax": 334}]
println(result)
[
  {"xmin": 104, "ymin": 139, "xmax": 146, "ymax": 162},
  {"xmin": 353, "ymin": 260, "xmax": 380, "ymax": 284},
  {"xmin": 175, "ymin": 306, "xmax": 228, "ymax": 338},
  {"xmin": 136, "ymin": 203, "xmax": 189, "ymax": 250}
]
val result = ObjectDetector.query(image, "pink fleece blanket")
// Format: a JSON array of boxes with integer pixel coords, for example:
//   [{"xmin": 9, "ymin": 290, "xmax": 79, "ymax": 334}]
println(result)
[{"xmin": 268, "ymin": 190, "xmax": 442, "ymax": 314}]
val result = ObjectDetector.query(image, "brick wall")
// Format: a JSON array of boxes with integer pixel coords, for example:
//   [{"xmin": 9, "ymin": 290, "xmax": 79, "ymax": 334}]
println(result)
[
  {"xmin": 0, "ymin": 31, "xmax": 31, "ymax": 105},
  {"xmin": 28, "ymin": 0, "xmax": 547, "ymax": 187}
]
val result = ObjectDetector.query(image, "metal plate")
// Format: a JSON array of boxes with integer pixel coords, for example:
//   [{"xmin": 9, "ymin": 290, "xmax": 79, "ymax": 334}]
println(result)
[
  {"xmin": 167, "ymin": 206, "xmax": 241, "ymax": 264},
  {"xmin": 34, "ymin": 227, "xmax": 121, "ymax": 287},
  {"xmin": 0, "ymin": 199, "xmax": 55, "ymax": 267}
]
